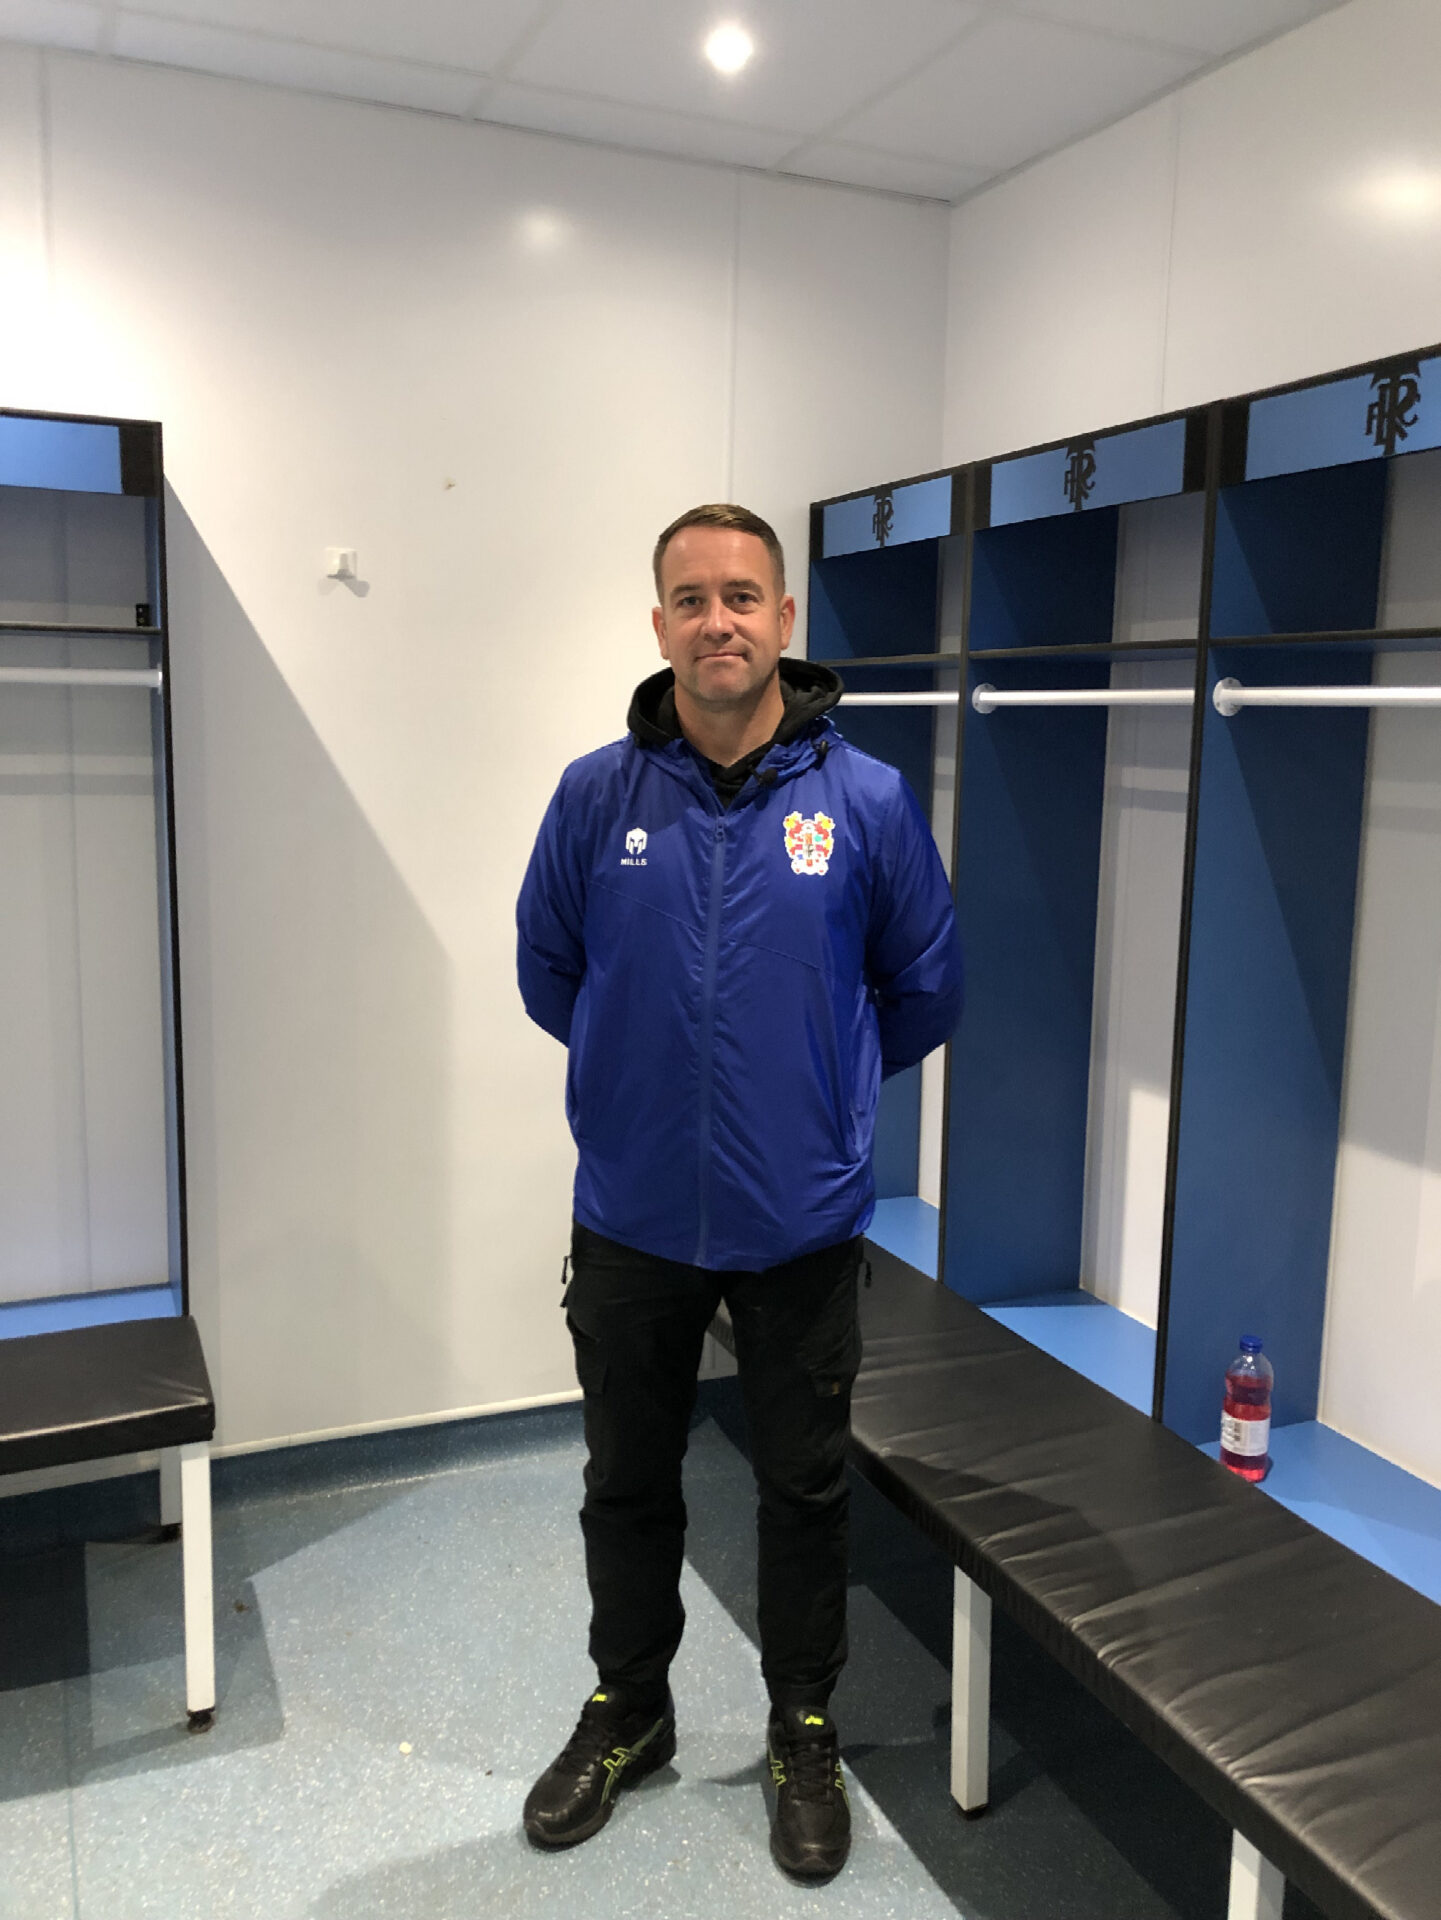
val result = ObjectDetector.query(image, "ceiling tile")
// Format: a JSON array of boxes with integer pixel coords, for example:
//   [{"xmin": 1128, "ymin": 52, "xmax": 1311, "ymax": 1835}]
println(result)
[
  {"xmin": 480, "ymin": 79, "xmax": 796, "ymax": 169},
  {"xmin": 840, "ymin": 13, "xmax": 1197, "ymax": 173},
  {"xmin": 0, "ymin": 0, "xmax": 104, "ymax": 52},
  {"xmin": 1006, "ymin": 0, "xmax": 1345, "ymax": 60},
  {"xmin": 114, "ymin": 14, "xmax": 484, "ymax": 115},
  {"xmin": 115, "ymin": 0, "xmax": 548, "ymax": 72},
  {"xmin": 510, "ymin": 0, "xmax": 983, "ymax": 140},
  {"xmin": 780, "ymin": 141, "xmax": 993, "ymax": 203}
]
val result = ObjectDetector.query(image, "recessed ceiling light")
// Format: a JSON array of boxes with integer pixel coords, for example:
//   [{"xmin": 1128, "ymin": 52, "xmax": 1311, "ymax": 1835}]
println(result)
[{"xmin": 704, "ymin": 22, "xmax": 754, "ymax": 76}]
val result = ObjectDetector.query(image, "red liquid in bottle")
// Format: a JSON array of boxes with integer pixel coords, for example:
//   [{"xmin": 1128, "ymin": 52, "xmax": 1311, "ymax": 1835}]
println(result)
[{"xmin": 1220, "ymin": 1337, "xmax": 1272, "ymax": 1483}]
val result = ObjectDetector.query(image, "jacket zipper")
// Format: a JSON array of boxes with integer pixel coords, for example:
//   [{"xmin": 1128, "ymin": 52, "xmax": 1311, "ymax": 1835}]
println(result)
[{"xmin": 694, "ymin": 815, "xmax": 727, "ymax": 1267}]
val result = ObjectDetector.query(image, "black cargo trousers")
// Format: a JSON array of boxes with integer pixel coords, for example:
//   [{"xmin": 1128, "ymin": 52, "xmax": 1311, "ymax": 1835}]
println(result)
[{"xmin": 564, "ymin": 1219, "xmax": 864, "ymax": 1716}]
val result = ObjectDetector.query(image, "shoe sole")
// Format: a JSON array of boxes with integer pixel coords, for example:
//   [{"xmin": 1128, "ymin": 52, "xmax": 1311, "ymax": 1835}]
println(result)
[{"xmin": 524, "ymin": 1723, "xmax": 677, "ymax": 1850}]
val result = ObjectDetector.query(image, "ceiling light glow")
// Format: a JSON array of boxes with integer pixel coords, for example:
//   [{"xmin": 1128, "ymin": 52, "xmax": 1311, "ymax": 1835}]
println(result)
[
  {"xmin": 1357, "ymin": 166, "xmax": 1441, "ymax": 223},
  {"xmin": 518, "ymin": 208, "xmax": 568, "ymax": 252},
  {"xmin": 704, "ymin": 22, "xmax": 754, "ymax": 76}
]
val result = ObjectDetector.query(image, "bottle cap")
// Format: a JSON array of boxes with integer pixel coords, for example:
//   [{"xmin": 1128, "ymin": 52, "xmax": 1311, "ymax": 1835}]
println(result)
[{"xmin": 1239, "ymin": 1335, "xmax": 1263, "ymax": 1353}]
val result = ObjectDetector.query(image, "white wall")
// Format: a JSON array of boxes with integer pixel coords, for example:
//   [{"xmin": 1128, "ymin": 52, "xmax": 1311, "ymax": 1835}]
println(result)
[
  {"xmin": 943, "ymin": 0, "xmax": 1441, "ymax": 1481},
  {"xmin": 1324, "ymin": 452, "xmax": 1441, "ymax": 1486},
  {"xmin": 945, "ymin": 0, "xmax": 1441, "ymax": 460},
  {"xmin": 0, "ymin": 43, "xmax": 947, "ymax": 1452},
  {"xmin": 1081, "ymin": 495, "xmax": 1202, "ymax": 1326}
]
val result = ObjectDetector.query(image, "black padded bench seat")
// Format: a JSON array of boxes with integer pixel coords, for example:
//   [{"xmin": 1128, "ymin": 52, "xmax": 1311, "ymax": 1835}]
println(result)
[
  {"xmin": 0, "ymin": 1315, "xmax": 218, "ymax": 1727},
  {"xmin": 712, "ymin": 1245, "xmax": 1441, "ymax": 1920},
  {"xmin": 0, "ymin": 1316, "xmax": 214, "ymax": 1475}
]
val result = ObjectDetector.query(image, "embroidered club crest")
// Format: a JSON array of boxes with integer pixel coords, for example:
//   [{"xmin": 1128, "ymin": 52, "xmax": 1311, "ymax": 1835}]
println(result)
[{"xmin": 783, "ymin": 809, "xmax": 835, "ymax": 877}]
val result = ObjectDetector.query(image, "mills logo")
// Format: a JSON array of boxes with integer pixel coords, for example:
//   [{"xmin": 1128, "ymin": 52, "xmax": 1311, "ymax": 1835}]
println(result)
[
  {"xmin": 621, "ymin": 827, "xmax": 648, "ymax": 867},
  {"xmin": 783, "ymin": 810, "xmax": 835, "ymax": 877}
]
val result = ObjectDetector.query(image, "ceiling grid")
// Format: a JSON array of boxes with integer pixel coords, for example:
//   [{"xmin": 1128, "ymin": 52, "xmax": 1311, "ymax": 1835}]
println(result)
[{"xmin": 0, "ymin": 0, "xmax": 1346, "ymax": 202}]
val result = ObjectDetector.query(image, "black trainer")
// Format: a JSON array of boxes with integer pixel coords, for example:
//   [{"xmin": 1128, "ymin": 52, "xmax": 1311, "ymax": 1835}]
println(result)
[
  {"xmin": 766, "ymin": 1705, "xmax": 851, "ymax": 1879},
  {"xmin": 523, "ymin": 1688, "xmax": 676, "ymax": 1849}
]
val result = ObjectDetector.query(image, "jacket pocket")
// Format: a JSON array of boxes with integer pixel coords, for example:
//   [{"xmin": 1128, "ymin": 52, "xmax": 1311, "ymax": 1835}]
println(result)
[{"xmin": 846, "ymin": 1005, "xmax": 881, "ymax": 1165}]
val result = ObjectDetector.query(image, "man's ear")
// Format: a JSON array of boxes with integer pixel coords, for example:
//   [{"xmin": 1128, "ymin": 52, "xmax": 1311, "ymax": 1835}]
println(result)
[
  {"xmin": 652, "ymin": 605, "xmax": 670, "ymax": 660},
  {"xmin": 779, "ymin": 594, "xmax": 796, "ymax": 650}
]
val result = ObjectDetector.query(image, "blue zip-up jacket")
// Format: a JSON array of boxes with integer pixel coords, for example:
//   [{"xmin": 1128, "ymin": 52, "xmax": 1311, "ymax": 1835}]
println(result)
[{"xmin": 516, "ymin": 661, "xmax": 963, "ymax": 1271}]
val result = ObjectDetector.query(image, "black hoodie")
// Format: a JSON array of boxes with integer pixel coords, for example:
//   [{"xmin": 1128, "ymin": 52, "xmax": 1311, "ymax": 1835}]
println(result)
[{"xmin": 626, "ymin": 658, "xmax": 845, "ymax": 806}]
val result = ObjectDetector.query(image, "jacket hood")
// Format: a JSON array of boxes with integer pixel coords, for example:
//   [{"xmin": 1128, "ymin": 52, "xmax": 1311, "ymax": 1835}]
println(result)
[{"xmin": 627, "ymin": 657, "xmax": 843, "ymax": 752}]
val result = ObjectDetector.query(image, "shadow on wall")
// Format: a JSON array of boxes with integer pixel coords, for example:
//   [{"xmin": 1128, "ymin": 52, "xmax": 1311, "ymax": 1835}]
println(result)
[{"xmin": 164, "ymin": 490, "xmax": 456, "ymax": 1450}]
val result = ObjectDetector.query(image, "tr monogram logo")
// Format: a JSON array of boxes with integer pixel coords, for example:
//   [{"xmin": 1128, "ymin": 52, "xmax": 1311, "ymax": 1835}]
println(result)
[
  {"xmin": 1366, "ymin": 357, "xmax": 1423, "ymax": 457},
  {"xmin": 1064, "ymin": 437, "xmax": 1097, "ymax": 510},
  {"xmin": 872, "ymin": 487, "xmax": 895, "ymax": 547}
]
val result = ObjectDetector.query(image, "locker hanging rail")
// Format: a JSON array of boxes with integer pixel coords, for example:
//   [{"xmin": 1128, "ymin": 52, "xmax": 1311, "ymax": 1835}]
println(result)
[
  {"xmin": 0, "ymin": 667, "xmax": 162, "ymax": 689},
  {"xmin": 971, "ymin": 685, "xmax": 1193, "ymax": 714},
  {"xmin": 841, "ymin": 691, "xmax": 961, "ymax": 707},
  {"xmin": 1213, "ymin": 678, "xmax": 1441, "ymax": 716}
]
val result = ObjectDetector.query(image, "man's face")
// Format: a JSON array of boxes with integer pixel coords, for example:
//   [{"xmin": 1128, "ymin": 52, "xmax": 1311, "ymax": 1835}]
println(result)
[{"xmin": 652, "ymin": 527, "xmax": 795, "ymax": 710}]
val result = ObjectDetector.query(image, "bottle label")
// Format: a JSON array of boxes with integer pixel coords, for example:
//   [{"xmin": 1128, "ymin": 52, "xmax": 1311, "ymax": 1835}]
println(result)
[{"xmin": 1221, "ymin": 1412, "xmax": 1269, "ymax": 1457}]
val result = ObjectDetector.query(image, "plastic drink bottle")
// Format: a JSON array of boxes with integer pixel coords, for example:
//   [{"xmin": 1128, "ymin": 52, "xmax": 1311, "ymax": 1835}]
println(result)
[{"xmin": 1220, "ymin": 1336, "xmax": 1273, "ymax": 1482}]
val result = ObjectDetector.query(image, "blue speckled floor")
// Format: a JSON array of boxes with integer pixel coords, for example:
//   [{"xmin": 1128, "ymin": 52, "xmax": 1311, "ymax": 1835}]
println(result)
[{"xmin": 1, "ymin": 1389, "xmax": 1324, "ymax": 1920}]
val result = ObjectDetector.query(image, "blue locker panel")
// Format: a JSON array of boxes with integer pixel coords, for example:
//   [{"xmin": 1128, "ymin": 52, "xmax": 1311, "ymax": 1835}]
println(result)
[
  {"xmin": 1163, "ymin": 646, "xmax": 1370, "ymax": 1440},
  {"xmin": 809, "ymin": 541, "xmax": 941, "ymax": 660},
  {"xmin": 837, "ymin": 700, "xmax": 938, "ymax": 1200},
  {"xmin": 970, "ymin": 509, "xmax": 1119, "ymax": 651},
  {"xmin": 822, "ymin": 475, "xmax": 953, "ymax": 557},
  {"xmin": 990, "ymin": 418, "xmax": 1188, "ymax": 526},
  {"xmin": 1245, "ymin": 354, "xmax": 1441, "ymax": 481},
  {"xmin": 1210, "ymin": 461, "xmax": 1387, "ymax": 638},
  {"xmin": 0, "ymin": 416, "xmax": 123, "ymax": 493},
  {"xmin": 943, "ymin": 657, "xmax": 1109, "ymax": 1301}
]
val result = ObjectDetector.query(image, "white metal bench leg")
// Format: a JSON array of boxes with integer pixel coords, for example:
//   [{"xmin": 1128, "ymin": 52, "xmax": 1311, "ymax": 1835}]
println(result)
[
  {"xmin": 951, "ymin": 1567, "xmax": 991, "ymax": 1816},
  {"xmin": 179, "ymin": 1441, "xmax": 216, "ymax": 1728},
  {"xmin": 1228, "ymin": 1833, "xmax": 1284, "ymax": 1920},
  {"xmin": 159, "ymin": 1446, "xmax": 182, "ymax": 1529}
]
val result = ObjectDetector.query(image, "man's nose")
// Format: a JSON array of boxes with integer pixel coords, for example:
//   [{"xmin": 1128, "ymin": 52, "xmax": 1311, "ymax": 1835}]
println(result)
[{"xmin": 702, "ymin": 596, "xmax": 736, "ymax": 634}]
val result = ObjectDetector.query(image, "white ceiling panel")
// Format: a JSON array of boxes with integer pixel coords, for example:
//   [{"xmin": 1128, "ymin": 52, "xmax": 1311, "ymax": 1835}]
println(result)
[
  {"xmin": 0, "ymin": 0, "xmax": 102, "ymax": 52},
  {"xmin": 124, "ymin": 0, "xmax": 549, "ymax": 73},
  {"xmin": 115, "ymin": 14, "xmax": 484, "ymax": 116},
  {"xmin": 842, "ymin": 13, "xmax": 1197, "ymax": 173},
  {"xmin": 0, "ymin": 0, "xmax": 1352, "ymax": 204},
  {"xmin": 481, "ymin": 79, "xmax": 797, "ymax": 170},
  {"xmin": 509, "ymin": 0, "xmax": 983, "ymax": 140},
  {"xmin": 1009, "ymin": 0, "xmax": 1345, "ymax": 60},
  {"xmin": 780, "ymin": 140, "xmax": 991, "ymax": 203}
]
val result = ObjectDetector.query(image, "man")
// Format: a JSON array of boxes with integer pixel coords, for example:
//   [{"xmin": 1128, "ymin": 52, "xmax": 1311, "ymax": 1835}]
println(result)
[{"xmin": 515, "ymin": 503, "xmax": 962, "ymax": 1879}]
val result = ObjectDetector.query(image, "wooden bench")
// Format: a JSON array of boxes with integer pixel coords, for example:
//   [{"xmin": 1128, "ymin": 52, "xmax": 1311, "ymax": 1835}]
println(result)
[
  {"xmin": 715, "ymin": 1244, "xmax": 1441, "ymax": 1920},
  {"xmin": 0, "ymin": 1316, "xmax": 218, "ymax": 1729}
]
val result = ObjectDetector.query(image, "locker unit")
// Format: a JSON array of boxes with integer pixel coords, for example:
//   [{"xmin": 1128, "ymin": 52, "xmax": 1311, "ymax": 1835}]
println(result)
[
  {"xmin": 812, "ymin": 344, "xmax": 1441, "ymax": 1596},
  {"xmin": 0, "ymin": 408, "xmax": 187, "ymax": 1339}
]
